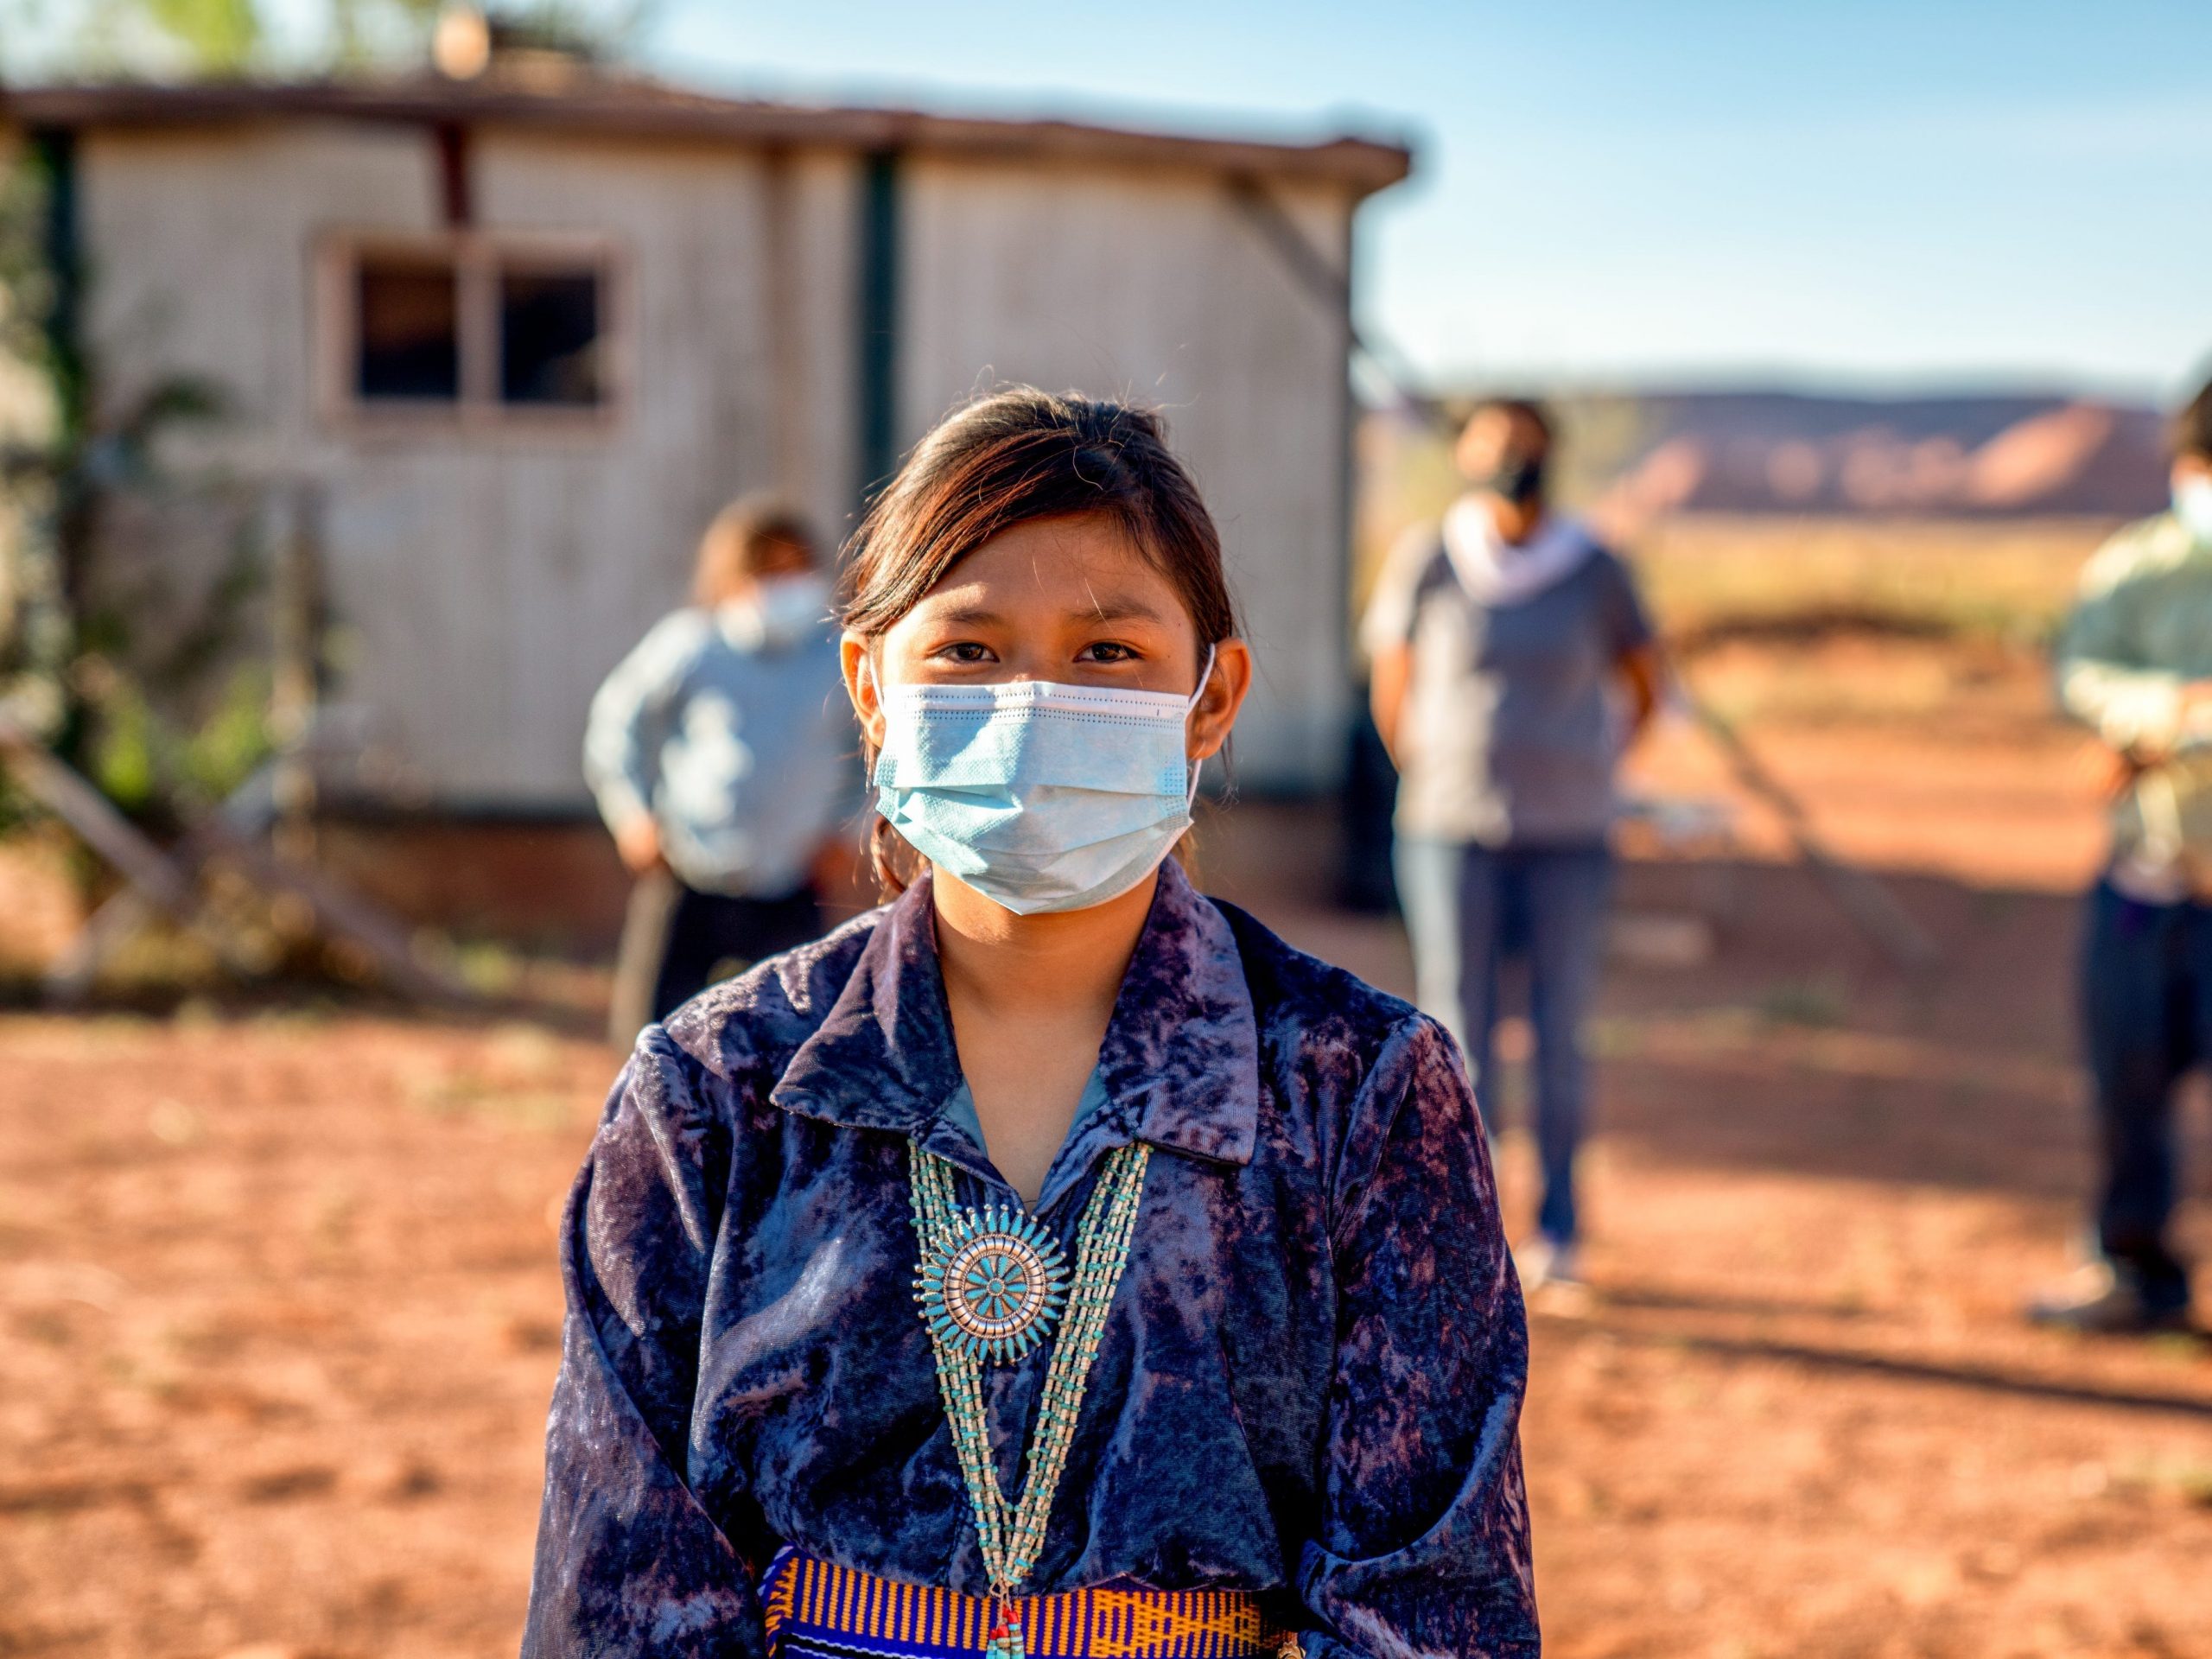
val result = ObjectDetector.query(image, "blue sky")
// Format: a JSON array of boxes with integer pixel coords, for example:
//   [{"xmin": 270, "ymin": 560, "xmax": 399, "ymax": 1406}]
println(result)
[{"xmin": 644, "ymin": 0, "xmax": 2212, "ymax": 398}]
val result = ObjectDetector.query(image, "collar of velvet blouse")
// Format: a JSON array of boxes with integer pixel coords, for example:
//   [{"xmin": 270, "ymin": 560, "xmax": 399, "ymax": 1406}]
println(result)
[{"xmin": 770, "ymin": 858, "xmax": 1262, "ymax": 1210}]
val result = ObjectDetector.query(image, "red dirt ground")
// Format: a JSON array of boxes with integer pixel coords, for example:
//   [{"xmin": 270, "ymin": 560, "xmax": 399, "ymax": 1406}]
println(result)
[{"xmin": 4, "ymin": 637, "xmax": 2210, "ymax": 1659}]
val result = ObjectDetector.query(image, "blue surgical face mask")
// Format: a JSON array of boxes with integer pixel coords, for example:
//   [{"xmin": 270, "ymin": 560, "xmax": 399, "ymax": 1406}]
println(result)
[
  {"xmin": 2177, "ymin": 477, "xmax": 2212, "ymax": 548},
  {"xmin": 750, "ymin": 573, "xmax": 831, "ymax": 645},
  {"xmin": 872, "ymin": 648, "xmax": 1217, "ymax": 915}
]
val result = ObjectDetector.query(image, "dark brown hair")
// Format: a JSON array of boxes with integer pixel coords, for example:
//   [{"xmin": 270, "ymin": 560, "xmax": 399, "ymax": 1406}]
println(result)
[
  {"xmin": 2176, "ymin": 375, "xmax": 2212, "ymax": 463},
  {"xmin": 693, "ymin": 495, "xmax": 817, "ymax": 606},
  {"xmin": 1467, "ymin": 395, "xmax": 1555, "ymax": 455},
  {"xmin": 841, "ymin": 385, "xmax": 1238, "ymax": 895}
]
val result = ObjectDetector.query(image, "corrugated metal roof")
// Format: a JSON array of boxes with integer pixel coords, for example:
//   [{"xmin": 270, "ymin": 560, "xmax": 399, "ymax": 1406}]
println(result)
[{"xmin": 0, "ymin": 68, "xmax": 1414, "ymax": 194}]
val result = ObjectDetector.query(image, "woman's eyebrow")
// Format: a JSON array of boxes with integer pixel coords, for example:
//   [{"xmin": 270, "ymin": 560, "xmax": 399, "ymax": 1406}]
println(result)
[{"xmin": 1072, "ymin": 594, "xmax": 1172, "ymax": 625}]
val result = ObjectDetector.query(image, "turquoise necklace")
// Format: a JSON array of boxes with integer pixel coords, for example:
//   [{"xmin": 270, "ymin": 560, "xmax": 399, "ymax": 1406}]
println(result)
[{"xmin": 909, "ymin": 1138, "xmax": 1153, "ymax": 1659}]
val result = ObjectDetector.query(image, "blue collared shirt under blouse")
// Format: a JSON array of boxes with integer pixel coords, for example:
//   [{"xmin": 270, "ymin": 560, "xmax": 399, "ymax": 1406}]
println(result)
[{"xmin": 524, "ymin": 860, "xmax": 1538, "ymax": 1659}]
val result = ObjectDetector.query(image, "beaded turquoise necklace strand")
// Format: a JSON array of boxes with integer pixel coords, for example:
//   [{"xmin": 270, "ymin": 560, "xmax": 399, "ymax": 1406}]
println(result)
[{"xmin": 908, "ymin": 1139, "xmax": 1153, "ymax": 1659}]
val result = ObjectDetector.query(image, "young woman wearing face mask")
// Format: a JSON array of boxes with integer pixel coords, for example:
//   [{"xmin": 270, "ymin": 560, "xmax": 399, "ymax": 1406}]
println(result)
[
  {"xmin": 585, "ymin": 498, "xmax": 860, "ymax": 1046},
  {"xmin": 528, "ymin": 391, "xmax": 1537, "ymax": 1659}
]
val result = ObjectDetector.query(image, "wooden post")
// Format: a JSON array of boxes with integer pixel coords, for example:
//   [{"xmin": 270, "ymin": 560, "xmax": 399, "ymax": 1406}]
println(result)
[
  {"xmin": 268, "ymin": 481, "xmax": 323, "ymax": 862},
  {"xmin": 855, "ymin": 149, "xmax": 901, "ymax": 510},
  {"xmin": 0, "ymin": 708, "xmax": 194, "ymax": 913},
  {"xmin": 1, "ymin": 706, "xmax": 478, "ymax": 1007}
]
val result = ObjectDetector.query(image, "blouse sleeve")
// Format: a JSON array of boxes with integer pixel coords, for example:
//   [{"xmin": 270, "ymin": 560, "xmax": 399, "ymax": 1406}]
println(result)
[
  {"xmin": 522, "ymin": 1029, "xmax": 766, "ymax": 1659},
  {"xmin": 1299, "ymin": 1014, "xmax": 1538, "ymax": 1659}
]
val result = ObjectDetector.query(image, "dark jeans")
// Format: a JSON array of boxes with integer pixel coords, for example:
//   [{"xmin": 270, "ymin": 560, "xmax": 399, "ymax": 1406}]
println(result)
[
  {"xmin": 608, "ymin": 870, "xmax": 823, "ymax": 1048},
  {"xmin": 1395, "ymin": 837, "xmax": 1614, "ymax": 1247},
  {"xmin": 2082, "ymin": 879, "xmax": 2202, "ymax": 1313}
]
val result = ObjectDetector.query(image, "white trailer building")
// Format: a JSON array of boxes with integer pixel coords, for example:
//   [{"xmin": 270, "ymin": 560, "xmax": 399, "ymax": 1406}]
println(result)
[{"xmin": 2, "ymin": 60, "xmax": 1408, "ymax": 853}]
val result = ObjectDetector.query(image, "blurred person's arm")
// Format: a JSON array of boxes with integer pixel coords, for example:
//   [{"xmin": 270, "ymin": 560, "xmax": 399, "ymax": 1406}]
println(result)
[
  {"xmin": 1297, "ymin": 1014, "xmax": 1538, "ymax": 1658},
  {"xmin": 1369, "ymin": 642, "xmax": 1413, "ymax": 763},
  {"xmin": 612, "ymin": 816, "xmax": 664, "ymax": 877},
  {"xmin": 584, "ymin": 612, "xmax": 709, "ymax": 873},
  {"xmin": 1600, "ymin": 546, "xmax": 1663, "ymax": 751},
  {"xmin": 1359, "ymin": 522, "xmax": 1439, "ymax": 766},
  {"xmin": 1617, "ymin": 642, "xmax": 1663, "ymax": 746},
  {"xmin": 2056, "ymin": 529, "xmax": 2204, "ymax": 758},
  {"xmin": 522, "ymin": 1033, "xmax": 766, "ymax": 1658}
]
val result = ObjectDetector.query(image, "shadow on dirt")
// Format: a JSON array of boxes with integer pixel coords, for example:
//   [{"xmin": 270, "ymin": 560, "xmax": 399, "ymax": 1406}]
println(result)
[
  {"xmin": 1540, "ymin": 1309, "xmax": 2212, "ymax": 1420},
  {"xmin": 1587, "ymin": 858, "xmax": 2128, "ymax": 1200}
]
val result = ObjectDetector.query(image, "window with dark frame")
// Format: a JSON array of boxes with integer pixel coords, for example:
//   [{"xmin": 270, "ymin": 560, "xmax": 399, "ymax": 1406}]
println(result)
[{"xmin": 335, "ymin": 239, "xmax": 612, "ymax": 419}]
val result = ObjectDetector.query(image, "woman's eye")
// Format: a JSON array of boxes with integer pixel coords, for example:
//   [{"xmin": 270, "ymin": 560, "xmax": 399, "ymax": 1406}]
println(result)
[
  {"xmin": 1077, "ymin": 642, "xmax": 1139, "ymax": 664},
  {"xmin": 934, "ymin": 641, "xmax": 994, "ymax": 664}
]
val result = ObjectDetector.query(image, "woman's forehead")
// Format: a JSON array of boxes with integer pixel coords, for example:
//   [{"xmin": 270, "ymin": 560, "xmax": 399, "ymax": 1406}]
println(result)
[{"xmin": 915, "ymin": 516, "xmax": 1185, "ymax": 621}]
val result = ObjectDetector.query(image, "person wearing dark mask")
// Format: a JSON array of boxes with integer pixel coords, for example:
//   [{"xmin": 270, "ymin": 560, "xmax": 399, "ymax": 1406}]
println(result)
[
  {"xmin": 1363, "ymin": 397, "xmax": 1662, "ymax": 1291},
  {"xmin": 585, "ymin": 497, "xmax": 861, "ymax": 1045}
]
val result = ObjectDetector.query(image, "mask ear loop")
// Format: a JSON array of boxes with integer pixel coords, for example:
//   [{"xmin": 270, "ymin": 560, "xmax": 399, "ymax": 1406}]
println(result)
[{"xmin": 1185, "ymin": 643, "xmax": 1219, "ymax": 810}]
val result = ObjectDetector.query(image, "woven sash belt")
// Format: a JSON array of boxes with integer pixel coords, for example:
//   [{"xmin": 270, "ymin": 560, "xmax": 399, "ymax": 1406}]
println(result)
[{"xmin": 760, "ymin": 1547, "xmax": 1302, "ymax": 1659}]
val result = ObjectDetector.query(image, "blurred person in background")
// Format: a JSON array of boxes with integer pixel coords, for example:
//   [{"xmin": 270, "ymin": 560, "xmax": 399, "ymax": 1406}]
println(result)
[
  {"xmin": 586, "ymin": 498, "xmax": 859, "ymax": 1047},
  {"xmin": 2032, "ymin": 374, "xmax": 2212, "ymax": 1335},
  {"xmin": 1364, "ymin": 397, "xmax": 1662, "ymax": 1291}
]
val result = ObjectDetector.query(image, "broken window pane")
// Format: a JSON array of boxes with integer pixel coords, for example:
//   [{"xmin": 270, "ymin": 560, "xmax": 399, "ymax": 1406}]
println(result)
[
  {"xmin": 355, "ymin": 257, "xmax": 460, "ymax": 400},
  {"xmin": 499, "ymin": 268, "xmax": 603, "ymax": 406}
]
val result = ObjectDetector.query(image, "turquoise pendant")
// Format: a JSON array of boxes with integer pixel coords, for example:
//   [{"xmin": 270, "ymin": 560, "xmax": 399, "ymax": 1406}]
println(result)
[{"xmin": 913, "ymin": 1202, "xmax": 1069, "ymax": 1364}]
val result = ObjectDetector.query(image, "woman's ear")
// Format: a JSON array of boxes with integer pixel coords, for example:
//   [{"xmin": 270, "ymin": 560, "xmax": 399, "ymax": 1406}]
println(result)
[
  {"xmin": 1187, "ymin": 638, "xmax": 1252, "ymax": 763},
  {"xmin": 841, "ymin": 633, "xmax": 887, "ymax": 747}
]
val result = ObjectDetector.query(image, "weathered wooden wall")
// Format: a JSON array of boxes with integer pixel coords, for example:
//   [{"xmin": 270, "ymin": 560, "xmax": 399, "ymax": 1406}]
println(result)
[
  {"xmin": 79, "ymin": 123, "xmax": 860, "ymax": 809},
  {"xmin": 900, "ymin": 160, "xmax": 1356, "ymax": 790},
  {"xmin": 73, "ymin": 123, "xmax": 1356, "ymax": 808}
]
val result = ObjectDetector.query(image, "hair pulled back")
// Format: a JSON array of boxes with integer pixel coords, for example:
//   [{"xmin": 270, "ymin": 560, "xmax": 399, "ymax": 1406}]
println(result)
[
  {"xmin": 841, "ymin": 385, "xmax": 1238, "ymax": 895},
  {"xmin": 2177, "ymin": 374, "xmax": 2212, "ymax": 463},
  {"xmin": 693, "ymin": 494, "xmax": 817, "ymax": 606}
]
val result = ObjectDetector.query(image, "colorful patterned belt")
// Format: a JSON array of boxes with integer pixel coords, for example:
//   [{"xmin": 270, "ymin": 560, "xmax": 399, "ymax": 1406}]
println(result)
[{"xmin": 760, "ymin": 1547, "xmax": 1302, "ymax": 1659}]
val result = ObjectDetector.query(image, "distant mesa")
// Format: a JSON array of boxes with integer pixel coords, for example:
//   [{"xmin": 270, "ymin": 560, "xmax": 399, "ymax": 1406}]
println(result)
[{"xmin": 1591, "ymin": 391, "xmax": 2170, "ymax": 519}]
